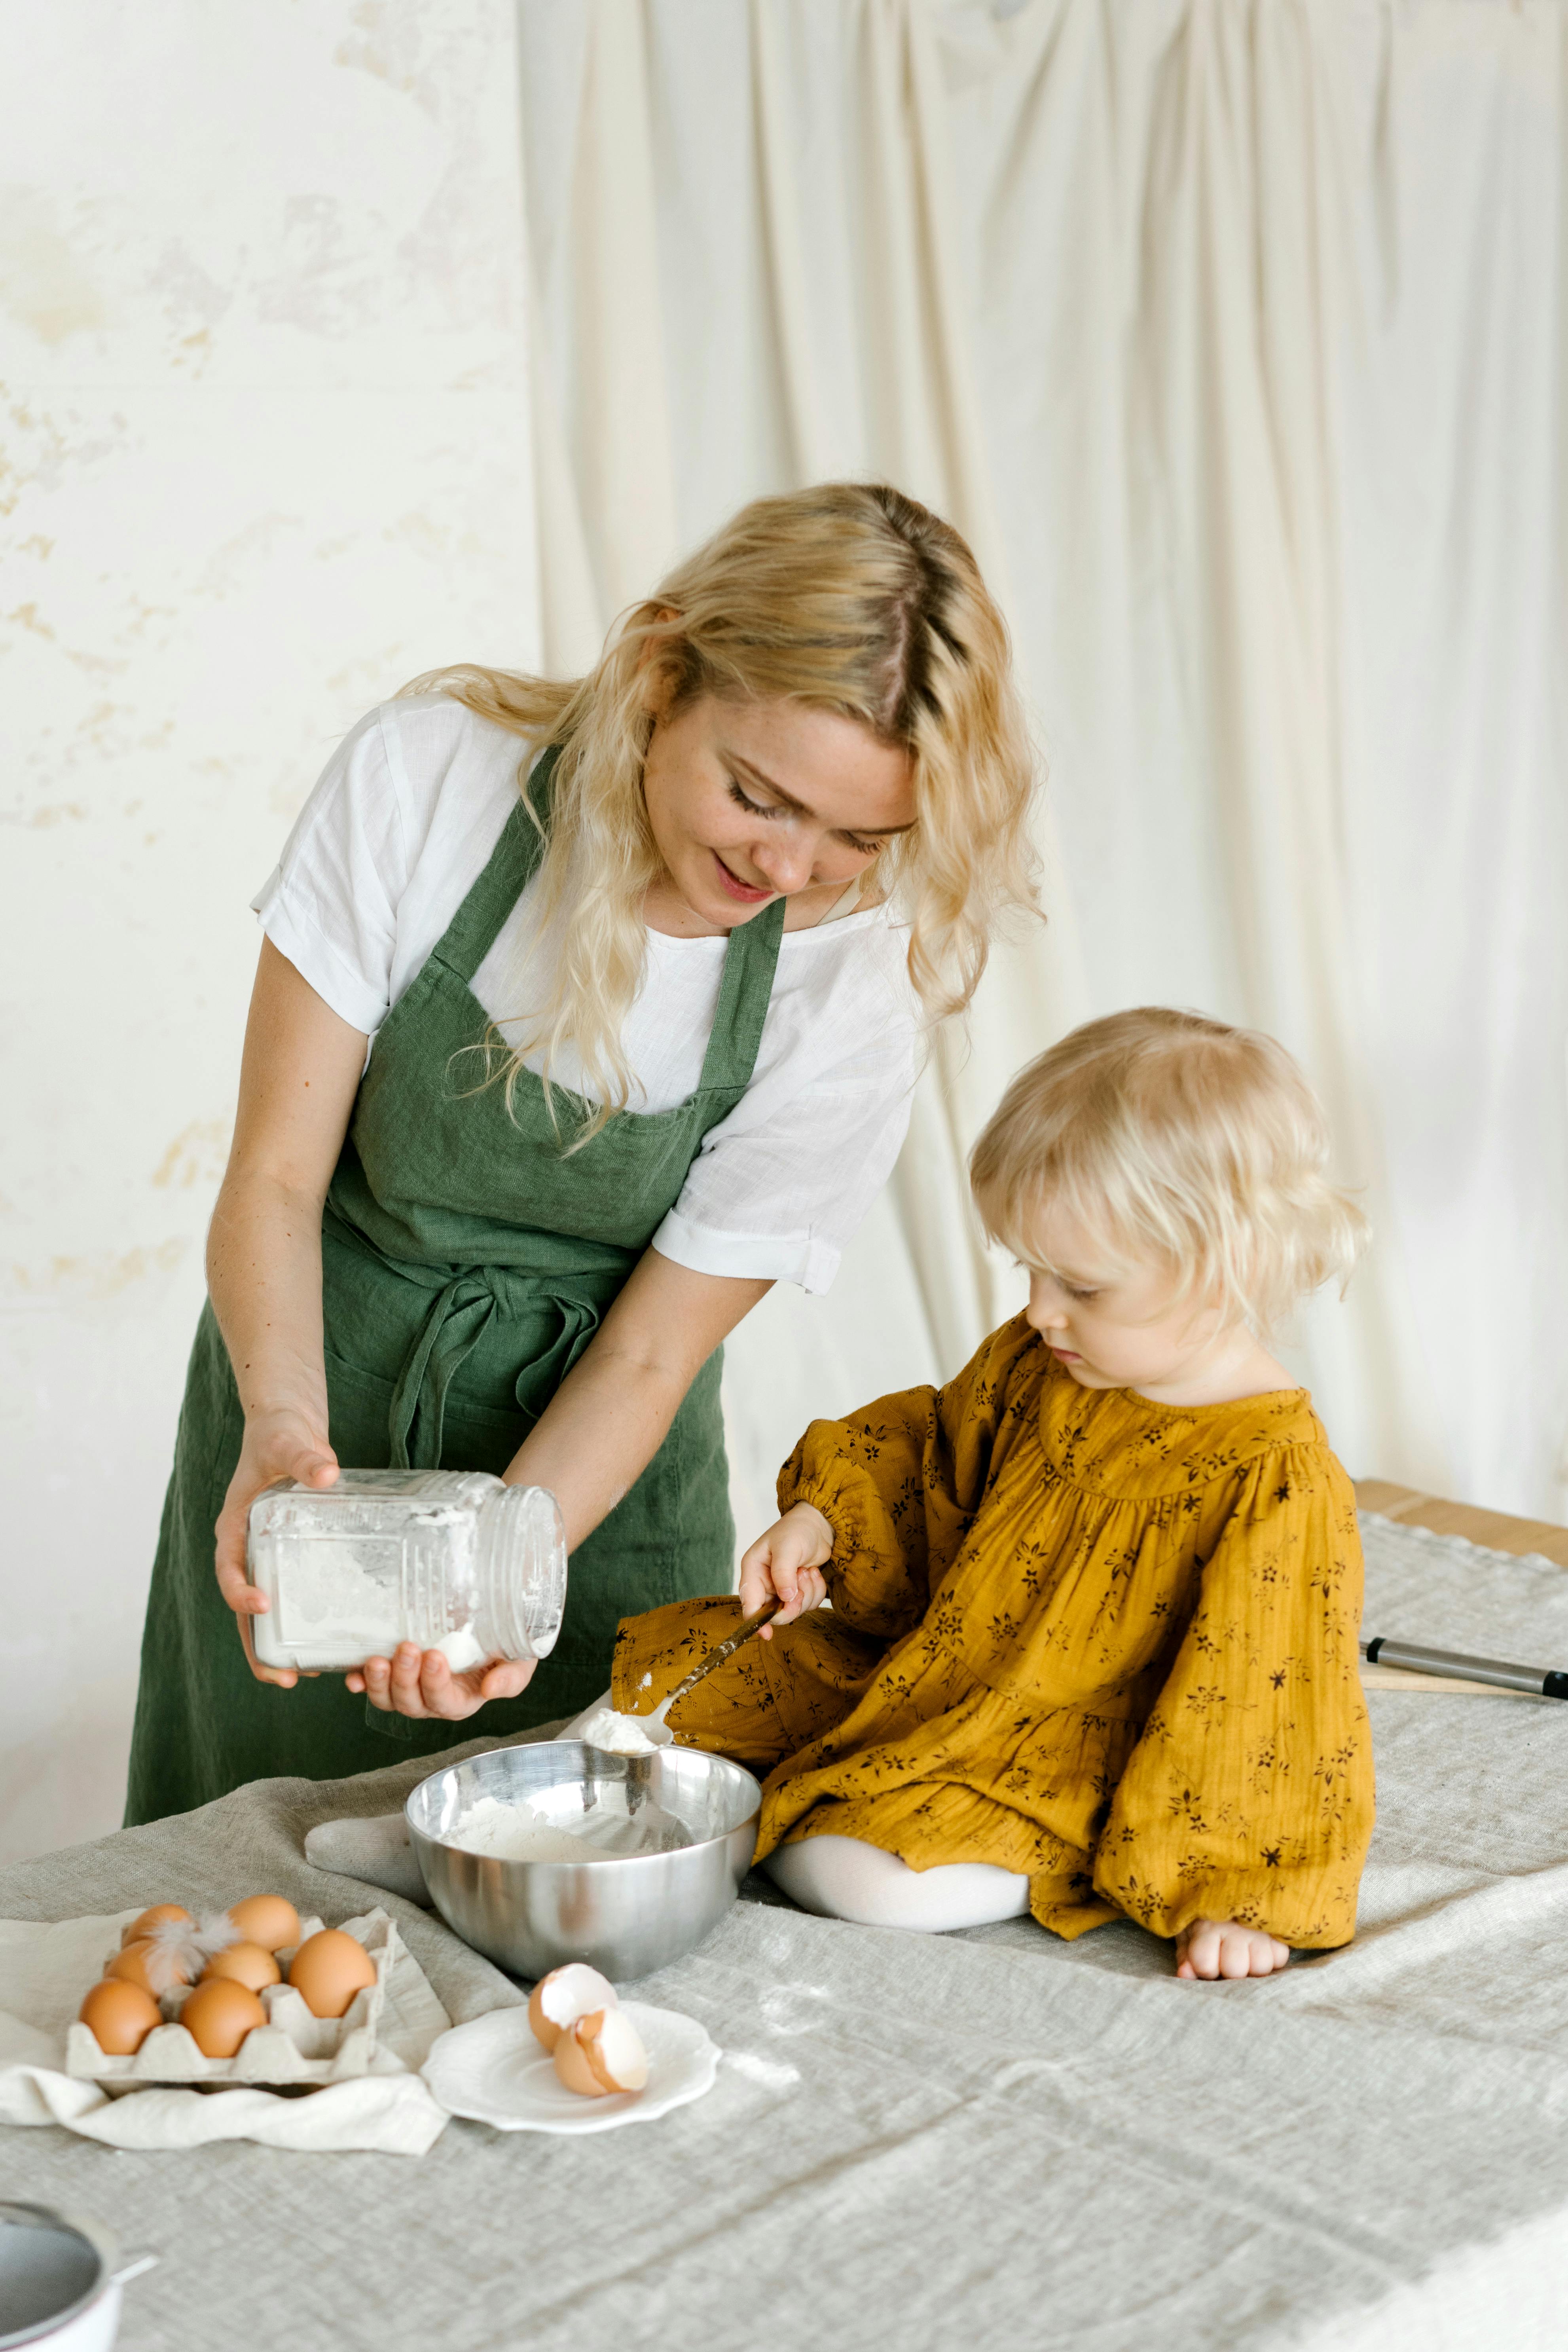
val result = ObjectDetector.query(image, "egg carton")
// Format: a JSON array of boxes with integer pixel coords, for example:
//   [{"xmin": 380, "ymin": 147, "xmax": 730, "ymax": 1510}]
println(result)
[{"xmin": 66, "ymin": 1911, "xmax": 402, "ymax": 2086}]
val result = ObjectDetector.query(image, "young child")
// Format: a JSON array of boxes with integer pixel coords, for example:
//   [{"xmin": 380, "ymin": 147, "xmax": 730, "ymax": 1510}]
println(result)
[{"xmin": 609, "ymin": 1008, "xmax": 1376, "ymax": 1979}]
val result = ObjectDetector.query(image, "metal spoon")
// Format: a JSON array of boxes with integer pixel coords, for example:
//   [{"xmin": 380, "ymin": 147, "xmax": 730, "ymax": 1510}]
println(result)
[
  {"xmin": 634, "ymin": 1597, "xmax": 783, "ymax": 1747},
  {"xmin": 613, "ymin": 1598, "xmax": 780, "ymax": 1830}
]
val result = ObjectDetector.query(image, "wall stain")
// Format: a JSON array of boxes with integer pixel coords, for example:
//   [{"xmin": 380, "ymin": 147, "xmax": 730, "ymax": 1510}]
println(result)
[
  {"xmin": 5, "ymin": 603, "xmax": 54, "ymax": 638},
  {"xmin": 152, "ymin": 1119, "xmax": 231, "ymax": 1190},
  {"xmin": 3, "ymin": 1239, "xmax": 188, "ymax": 1307},
  {"xmin": 0, "ymin": 801, "xmax": 88, "ymax": 827},
  {"xmin": 0, "ymin": 190, "xmax": 109, "ymax": 345}
]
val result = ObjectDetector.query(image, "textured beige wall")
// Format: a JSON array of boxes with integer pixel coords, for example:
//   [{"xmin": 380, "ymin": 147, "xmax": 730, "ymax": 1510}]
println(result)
[{"xmin": 0, "ymin": 2, "xmax": 538, "ymax": 1862}]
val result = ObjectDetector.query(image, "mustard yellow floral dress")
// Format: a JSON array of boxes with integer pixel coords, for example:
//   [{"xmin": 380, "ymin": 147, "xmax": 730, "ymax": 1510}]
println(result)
[{"xmin": 612, "ymin": 1313, "xmax": 1374, "ymax": 1946}]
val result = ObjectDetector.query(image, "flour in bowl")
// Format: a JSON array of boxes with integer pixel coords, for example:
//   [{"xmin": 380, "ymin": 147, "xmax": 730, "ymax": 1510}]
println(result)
[{"xmin": 445, "ymin": 1791, "xmax": 694, "ymax": 1864}]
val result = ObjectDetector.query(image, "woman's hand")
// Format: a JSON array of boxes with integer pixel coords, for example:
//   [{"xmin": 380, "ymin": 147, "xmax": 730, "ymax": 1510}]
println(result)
[
  {"xmin": 738, "ymin": 1502, "xmax": 834, "ymax": 1637},
  {"xmin": 215, "ymin": 1408, "xmax": 339, "ymax": 1688},
  {"xmin": 348, "ymin": 1646, "xmax": 537, "ymax": 1720},
  {"xmin": 1174, "ymin": 1918, "xmax": 1291, "ymax": 1980}
]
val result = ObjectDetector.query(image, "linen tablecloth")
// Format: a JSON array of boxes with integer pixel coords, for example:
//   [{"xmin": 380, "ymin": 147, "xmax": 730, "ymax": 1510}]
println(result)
[{"xmin": 6, "ymin": 1512, "xmax": 1568, "ymax": 2352}]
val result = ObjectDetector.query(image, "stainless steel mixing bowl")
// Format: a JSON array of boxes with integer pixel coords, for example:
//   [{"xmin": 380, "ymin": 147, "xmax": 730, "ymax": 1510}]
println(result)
[{"xmin": 406, "ymin": 1740, "xmax": 762, "ymax": 1983}]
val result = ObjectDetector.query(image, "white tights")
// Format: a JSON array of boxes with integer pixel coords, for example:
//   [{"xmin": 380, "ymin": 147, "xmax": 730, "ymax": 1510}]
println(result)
[
  {"xmin": 763, "ymin": 1836, "xmax": 1031, "ymax": 1933},
  {"xmin": 564, "ymin": 1695, "xmax": 1031, "ymax": 1933}
]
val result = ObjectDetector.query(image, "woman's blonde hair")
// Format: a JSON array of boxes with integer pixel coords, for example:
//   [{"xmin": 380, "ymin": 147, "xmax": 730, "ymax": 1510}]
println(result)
[
  {"xmin": 404, "ymin": 482, "xmax": 1037, "ymax": 1136},
  {"xmin": 969, "ymin": 1009, "xmax": 1369, "ymax": 1333}
]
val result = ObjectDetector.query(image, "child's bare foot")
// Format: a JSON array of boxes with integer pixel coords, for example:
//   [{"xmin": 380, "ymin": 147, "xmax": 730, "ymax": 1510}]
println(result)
[{"xmin": 1174, "ymin": 1918, "xmax": 1290, "ymax": 1980}]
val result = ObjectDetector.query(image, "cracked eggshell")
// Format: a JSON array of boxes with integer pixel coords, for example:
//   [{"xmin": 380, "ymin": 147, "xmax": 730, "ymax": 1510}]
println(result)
[
  {"xmin": 552, "ymin": 2007, "xmax": 650, "ymax": 2098},
  {"xmin": 526, "ymin": 1963, "xmax": 619, "ymax": 2053}
]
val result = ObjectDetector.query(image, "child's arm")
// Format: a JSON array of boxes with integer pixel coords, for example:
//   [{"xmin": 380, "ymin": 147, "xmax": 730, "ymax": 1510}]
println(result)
[
  {"xmin": 751, "ymin": 1313, "xmax": 1039, "ymax": 1641},
  {"xmin": 1095, "ymin": 1452, "xmax": 1375, "ymax": 1974}
]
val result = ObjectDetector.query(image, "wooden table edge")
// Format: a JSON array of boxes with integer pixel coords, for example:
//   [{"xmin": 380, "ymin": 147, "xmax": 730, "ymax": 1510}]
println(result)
[{"xmin": 1354, "ymin": 1479, "xmax": 1568, "ymax": 1572}]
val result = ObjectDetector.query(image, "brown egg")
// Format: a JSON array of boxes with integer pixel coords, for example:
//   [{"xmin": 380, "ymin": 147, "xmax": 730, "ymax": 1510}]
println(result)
[
  {"xmin": 121, "ymin": 1904, "xmax": 193, "ymax": 1949},
  {"xmin": 107, "ymin": 1938, "xmax": 193, "ymax": 1998},
  {"xmin": 200, "ymin": 1940, "xmax": 281, "ymax": 1994},
  {"xmin": 227, "ymin": 1895, "xmax": 301, "ymax": 1954},
  {"xmin": 287, "ymin": 1928, "xmax": 377, "ymax": 2019},
  {"xmin": 180, "ymin": 1977, "xmax": 267, "ymax": 2059},
  {"xmin": 79, "ymin": 1978, "xmax": 162, "ymax": 2055},
  {"xmin": 527, "ymin": 1963, "xmax": 619, "ymax": 2053},
  {"xmin": 551, "ymin": 2008, "xmax": 649, "ymax": 2099}
]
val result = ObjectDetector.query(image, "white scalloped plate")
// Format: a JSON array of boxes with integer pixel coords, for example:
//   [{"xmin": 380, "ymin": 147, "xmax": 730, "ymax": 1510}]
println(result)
[{"xmin": 421, "ymin": 2000, "xmax": 720, "ymax": 2134}]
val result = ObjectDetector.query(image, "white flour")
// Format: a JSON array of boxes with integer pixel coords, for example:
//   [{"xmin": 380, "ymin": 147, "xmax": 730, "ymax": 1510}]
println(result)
[
  {"xmin": 445, "ymin": 1791, "xmax": 691, "ymax": 1864},
  {"xmin": 576, "ymin": 1705, "xmax": 663, "ymax": 1755}
]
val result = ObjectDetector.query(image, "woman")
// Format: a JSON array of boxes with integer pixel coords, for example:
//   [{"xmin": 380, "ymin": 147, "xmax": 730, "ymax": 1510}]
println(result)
[{"xmin": 125, "ymin": 482, "xmax": 1039, "ymax": 1823}]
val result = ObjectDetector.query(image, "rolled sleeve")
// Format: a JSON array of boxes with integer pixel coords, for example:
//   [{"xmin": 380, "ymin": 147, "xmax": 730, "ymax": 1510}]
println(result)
[
  {"xmin": 650, "ymin": 1209, "xmax": 840, "ymax": 1294},
  {"xmin": 251, "ymin": 865, "xmax": 385, "ymax": 1036},
  {"xmin": 652, "ymin": 1001, "xmax": 918, "ymax": 1293}
]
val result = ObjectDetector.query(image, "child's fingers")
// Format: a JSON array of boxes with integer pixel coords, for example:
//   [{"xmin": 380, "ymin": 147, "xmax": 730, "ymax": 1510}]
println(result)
[
  {"xmin": 738, "ymin": 1544, "xmax": 780, "ymax": 1620},
  {"xmin": 770, "ymin": 1562, "xmax": 830, "ymax": 1627}
]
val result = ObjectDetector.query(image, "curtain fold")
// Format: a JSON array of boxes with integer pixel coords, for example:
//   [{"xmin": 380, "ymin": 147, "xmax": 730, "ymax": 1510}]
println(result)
[{"xmin": 516, "ymin": 0, "xmax": 1568, "ymax": 1525}]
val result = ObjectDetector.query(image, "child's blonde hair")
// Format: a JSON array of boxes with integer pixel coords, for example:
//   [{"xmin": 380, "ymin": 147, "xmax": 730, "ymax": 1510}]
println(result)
[
  {"xmin": 405, "ymin": 482, "xmax": 1038, "ymax": 1140},
  {"xmin": 969, "ymin": 1008, "xmax": 1369, "ymax": 1333}
]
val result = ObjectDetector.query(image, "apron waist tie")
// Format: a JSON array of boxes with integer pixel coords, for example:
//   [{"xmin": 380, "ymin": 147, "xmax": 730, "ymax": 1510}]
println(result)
[{"xmin": 387, "ymin": 1268, "xmax": 603, "ymax": 1470}]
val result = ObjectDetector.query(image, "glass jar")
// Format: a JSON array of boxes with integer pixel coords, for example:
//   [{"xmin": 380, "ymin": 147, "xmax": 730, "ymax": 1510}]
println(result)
[{"xmin": 247, "ymin": 1470, "xmax": 567, "ymax": 1674}]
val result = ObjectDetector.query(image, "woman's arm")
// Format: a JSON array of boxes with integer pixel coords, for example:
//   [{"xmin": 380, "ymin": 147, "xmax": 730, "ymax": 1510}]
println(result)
[
  {"xmin": 208, "ymin": 939, "xmax": 367, "ymax": 1686},
  {"xmin": 354, "ymin": 1251, "xmax": 773, "ymax": 1719},
  {"xmin": 519, "ymin": 1252, "xmax": 772, "ymax": 1546}
]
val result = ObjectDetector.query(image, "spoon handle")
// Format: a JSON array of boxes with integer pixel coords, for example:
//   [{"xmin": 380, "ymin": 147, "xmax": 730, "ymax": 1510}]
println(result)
[{"xmin": 657, "ymin": 1598, "xmax": 783, "ymax": 1721}]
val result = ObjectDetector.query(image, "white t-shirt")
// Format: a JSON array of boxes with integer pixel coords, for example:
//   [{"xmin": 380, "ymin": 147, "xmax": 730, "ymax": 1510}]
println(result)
[{"xmin": 252, "ymin": 696, "xmax": 920, "ymax": 1294}]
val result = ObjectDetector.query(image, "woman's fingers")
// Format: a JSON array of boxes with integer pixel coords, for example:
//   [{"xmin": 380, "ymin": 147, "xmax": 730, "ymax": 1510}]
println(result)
[
  {"xmin": 236, "ymin": 1606, "xmax": 298, "ymax": 1689},
  {"xmin": 359, "ymin": 1646, "xmax": 423, "ymax": 1717},
  {"xmin": 478, "ymin": 1656, "xmax": 536, "ymax": 1703},
  {"xmin": 214, "ymin": 1422, "xmax": 337, "ymax": 1621},
  {"xmin": 214, "ymin": 1512, "xmax": 262, "ymax": 1613},
  {"xmin": 356, "ymin": 1645, "xmax": 535, "ymax": 1720},
  {"xmin": 389, "ymin": 1643, "xmax": 431, "ymax": 1715}
]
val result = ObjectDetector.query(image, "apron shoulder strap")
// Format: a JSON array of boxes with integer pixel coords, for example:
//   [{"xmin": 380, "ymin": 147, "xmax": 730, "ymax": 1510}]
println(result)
[
  {"xmin": 436, "ymin": 744, "xmax": 562, "ymax": 985},
  {"xmin": 696, "ymin": 896, "xmax": 787, "ymax": 1095}
]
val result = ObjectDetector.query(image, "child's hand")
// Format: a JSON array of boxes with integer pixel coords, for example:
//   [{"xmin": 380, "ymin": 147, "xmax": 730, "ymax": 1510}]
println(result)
[
  {"xmin": 738, "ymin": 1503, "xmax": 834, "ymax": 1637},
  {"xmin": 1174, "ymin": 1918, "xmax": 1290, "ymax": 1980}
]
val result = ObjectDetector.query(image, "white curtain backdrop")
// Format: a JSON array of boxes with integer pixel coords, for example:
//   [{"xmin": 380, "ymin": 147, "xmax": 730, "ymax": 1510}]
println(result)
[{"xmin": 516, "ymin": 0, "xmax": 1568, "ymax": 1528}]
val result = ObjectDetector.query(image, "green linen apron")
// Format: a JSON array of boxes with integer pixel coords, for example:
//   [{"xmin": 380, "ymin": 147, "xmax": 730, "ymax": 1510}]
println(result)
[{"xmin": 125, "ymin": 749, "xmax": 785, "ymax": 1824}]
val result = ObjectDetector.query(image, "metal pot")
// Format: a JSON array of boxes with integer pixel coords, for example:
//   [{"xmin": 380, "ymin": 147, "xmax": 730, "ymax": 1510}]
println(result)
[{"xmin": 0, "ymin": 2204, "xmax": 156, "ymax": 2352}]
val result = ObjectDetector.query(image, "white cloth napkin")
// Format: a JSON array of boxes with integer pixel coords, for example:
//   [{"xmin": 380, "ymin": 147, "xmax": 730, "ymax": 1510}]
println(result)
[{"xmin": 0, "ymin": 1907, "xmax": 451, "ymax": 2154}]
